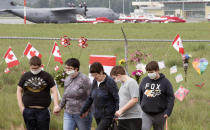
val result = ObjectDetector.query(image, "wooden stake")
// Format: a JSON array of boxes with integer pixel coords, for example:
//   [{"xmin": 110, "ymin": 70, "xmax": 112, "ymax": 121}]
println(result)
[{"xmin": 121, "ymin": 27, "xmax": 128, "ymax": 74}]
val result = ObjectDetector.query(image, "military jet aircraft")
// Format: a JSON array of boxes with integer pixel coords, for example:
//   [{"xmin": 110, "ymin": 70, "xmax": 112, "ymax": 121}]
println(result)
[{"xmin": 0, "ymin": 1, "xmax": 119, "ymax": 23}]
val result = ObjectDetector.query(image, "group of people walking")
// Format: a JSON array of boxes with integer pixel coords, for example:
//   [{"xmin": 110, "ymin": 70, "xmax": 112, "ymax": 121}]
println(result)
[{"xmin": 17, "ymin": 56, "xmax": 175, "ymax": 130}]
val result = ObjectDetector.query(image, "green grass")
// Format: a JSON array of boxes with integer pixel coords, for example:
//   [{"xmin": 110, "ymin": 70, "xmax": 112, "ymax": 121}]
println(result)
[{"xmin": 0, "ymin": 23, "xmax": 210, "ymax": 130}]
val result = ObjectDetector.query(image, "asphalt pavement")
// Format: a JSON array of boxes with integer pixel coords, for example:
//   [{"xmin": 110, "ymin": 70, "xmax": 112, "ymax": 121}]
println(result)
[
  {"xmin": 0, "ymin": 17, "xmax": 208, "ymax": 24},
  {"xmin": 0, "ymin": 17, "xmax": 33, "ymax": 24}
]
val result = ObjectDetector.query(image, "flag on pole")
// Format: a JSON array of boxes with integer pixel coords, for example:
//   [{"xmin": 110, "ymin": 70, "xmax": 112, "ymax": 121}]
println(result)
[
  {"xmin": 4, "ymin": 67, "xmax": 10, "ymax": 74},
  {"xmin": 89, "ymin": 55, "xmax": 116, "ymax": 81},
  {"xmin": 172, "ymin": 34, "xmax": 184, "ymax": 55},
  {"xmin": 24, "ymin": 43, "xmax": 42, "ymax": 59},
  {"xmin": 4, "ymin": 47, "xmax": 20, "ymax": 68},
  {"xmin": 52, "ymin": 42, "xmax": 63, "ymax": 64}
]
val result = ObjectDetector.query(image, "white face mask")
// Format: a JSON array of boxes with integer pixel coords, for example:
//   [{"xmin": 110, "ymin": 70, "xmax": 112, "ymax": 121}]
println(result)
[
  {"xmin": 115, "ymin": 79, "xmax": 121, "ymax": 83},
  {"xmin": 148, "ymin": 72, "xmax": 157, "ymax": 79},
  {"xmin": 31, "ymin": 69, "xmax": 42, "ymax": 75},
  {"xmin": 66, "ymin": 70, "xmax": 75, "ymax": 76}
]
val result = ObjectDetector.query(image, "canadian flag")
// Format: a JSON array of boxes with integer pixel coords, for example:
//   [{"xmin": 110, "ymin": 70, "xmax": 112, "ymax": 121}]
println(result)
[
  {"xmin": 172, "ymin": 34, "xmax": 184, "ymax": 55},
  {"xmin": 54, "ymin": 65, "xmax": 59, "ymax": 72},
  {"xmin": 24, "ymin": 43, "xmax": 42, "ymax": 59},
  {"xmin": 4, "ymin": 47, "xmax": 20, "ymax": 68},
  {"xmin": 89, "ymin": 55, "xmax": 116, "ymax": 81},
  {"xmin": 4, "ymin": 67, "xmax": 10, "ymax": 74},
  {"xmin": 52, "ymin": 42, "xmax": 63, "ymax": 64}
]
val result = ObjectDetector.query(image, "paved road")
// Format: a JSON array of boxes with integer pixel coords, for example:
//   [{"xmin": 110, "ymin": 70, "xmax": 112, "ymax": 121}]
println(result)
[
  {"xmin": 0, "ymin": 17, "xmax": 33, "ymax": 24},
  {"xmin": 0, "ymin": 17, "xmax": 208, "ymax": 24}
]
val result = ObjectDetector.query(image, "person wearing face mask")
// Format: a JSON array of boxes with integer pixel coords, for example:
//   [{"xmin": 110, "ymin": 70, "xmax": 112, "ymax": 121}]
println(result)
[
  {"xmin": 80, "ymin": 62, "xmax": 119, "ymax": 130},
  {"xmin": 139, "ymin": 61, "xmax": 175, "ymax": 130},
  {"xmin": 53, "ymin": 58, "xmax": 92, "ymax": 130},
  {"xmin": 17, "ymin": 56, "xmax": 59, "ymax": 130},
  {"xmin": 110, "ymin": 65, "xmax": 142, "ymax": 130}
]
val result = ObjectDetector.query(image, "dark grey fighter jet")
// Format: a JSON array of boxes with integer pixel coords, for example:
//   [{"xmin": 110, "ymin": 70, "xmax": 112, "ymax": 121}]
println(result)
[{"xmin": 0, "ymin": 1, "xmax": 119, "ymax": 23}]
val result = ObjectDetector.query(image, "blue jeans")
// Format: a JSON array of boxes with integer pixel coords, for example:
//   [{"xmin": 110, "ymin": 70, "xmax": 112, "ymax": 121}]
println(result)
[
  {"xmin": 23, "ymin": 108, "xmax": 50, "ymax": 130},
  {"xmin": 63, "ymin": 112, "xmax": 92, "ymax": 130}
]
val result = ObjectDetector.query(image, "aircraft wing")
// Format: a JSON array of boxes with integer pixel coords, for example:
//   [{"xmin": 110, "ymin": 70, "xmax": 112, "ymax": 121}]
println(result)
[
  {"xmin": 0, "ymin": 9, "xmax": 8, "ymax": 12},
  {"xmin": 51, "ymin": 7, "xmax": 78, "ymax": 12},
  {"xmin": 50, "ymin": 7, "xmax": 85, "ymax": 15}
]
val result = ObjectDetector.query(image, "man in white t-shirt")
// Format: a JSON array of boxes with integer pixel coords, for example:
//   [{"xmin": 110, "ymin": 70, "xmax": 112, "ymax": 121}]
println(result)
[{"xmin": 110, "ymin": 65, "xmax": 142, "ymax": 130}]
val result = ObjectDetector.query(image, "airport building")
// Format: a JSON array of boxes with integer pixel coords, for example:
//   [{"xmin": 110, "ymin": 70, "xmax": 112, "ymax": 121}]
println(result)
[{"xmin": 132, "ymin": 0, "xmax": 210, "ymax": 19}]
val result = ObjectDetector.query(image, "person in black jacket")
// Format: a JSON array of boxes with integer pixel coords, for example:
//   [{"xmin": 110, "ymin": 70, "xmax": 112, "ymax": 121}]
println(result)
[
  {"xmin": 80, "ymin": 62, "xmax": 119, "ymax": 130},
  {"xmin": 139, "ymin": 61, "xmax": 175, "ymax": 130}
]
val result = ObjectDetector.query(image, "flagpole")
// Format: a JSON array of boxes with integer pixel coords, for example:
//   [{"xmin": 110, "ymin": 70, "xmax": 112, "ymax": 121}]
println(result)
[
  {"xmin": 0, "ymin": 59, "xmax": 4, "ymax": 65},
  {"xmin": 19, "ymin": 55, "xmax": 24, "ymax": 64},
  {"xmin": 16, "ymin": 55, "xmax": 24, "ymax": 70},
  {"xmin": 18, "ymin": 54, "xmax": 27, "ymax": 74},
  {"xmin": 19, "ymin": 55, "xmax": 24, "ymax": 62},
  {"xmin": 46, "ymin": 42, "xmax": 55, "ymax": 70}
]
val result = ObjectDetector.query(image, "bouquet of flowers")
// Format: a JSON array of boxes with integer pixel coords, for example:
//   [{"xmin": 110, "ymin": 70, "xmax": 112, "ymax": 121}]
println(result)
[
  {"xmin": 60, "ymin": 35, "xmax": 88, "ymax": 58},
  {"xmin": 132, "ymin": 69, "xmax": 143, "ymax": 84},
  {"xmin": 60, "ymin": 35, "xmax": 71, "ymax": 47},
  {"xmin": 78, "ymin": 37, "xmax": 88, "ymax": 48},
  {"xmin": 129, "ymin": 50, "xmax": 151, "ymax": 64},
  {"xmin": 136, "ymin": 63, "xmax": 146, "ymax": 74},
  {"xmin": 54, "ymin": 70, "xmax": 68, "ymax": 87}
]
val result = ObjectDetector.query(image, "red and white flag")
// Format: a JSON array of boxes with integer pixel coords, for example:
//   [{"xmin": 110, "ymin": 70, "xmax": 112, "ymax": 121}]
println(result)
[
  {"xmin": 4, "ymin": 67, "xmax": 10, "ymax": 74},
  {"xmin": 52, "ymin": 42, "xmax": 63, "ymax": 64},
  {"xmin": 4, "ymin": 47, "xmax": 20, "ymax": 68},
  {"xmin": 172, "ymin": 34, "xmax": 184, "ymax": 55},
  {"xmin": 24, "ymin": 43, "xmax": 42, "ymax": 59},
  {"xmin": 54, "ymin": 65, "xmax": 59, "ymax": 72},
  {"xmin": 41, "ymin": 64, "xmax": 45, "ymax": 70},
  {"xmin": 89, "ymin": 55, "xmax": 116, "ymax": 81}
]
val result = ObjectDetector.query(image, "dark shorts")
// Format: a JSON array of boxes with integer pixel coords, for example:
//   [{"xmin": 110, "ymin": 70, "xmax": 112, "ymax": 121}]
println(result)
[{"xmin": 23, "ymin": 108, "xmax": 50, "ymax": 130}]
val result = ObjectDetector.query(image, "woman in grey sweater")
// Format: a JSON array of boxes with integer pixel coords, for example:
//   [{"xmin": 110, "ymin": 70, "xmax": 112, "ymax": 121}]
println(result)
[{"xmin": 54, "ymin": 58, "xmax": 92, "ymax": 130}]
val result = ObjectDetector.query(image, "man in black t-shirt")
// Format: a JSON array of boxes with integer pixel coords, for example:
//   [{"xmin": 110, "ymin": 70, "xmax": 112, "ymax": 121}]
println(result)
[{"xmin": 17, "ymin": 56, "xmax": 59, "ymax": 130}]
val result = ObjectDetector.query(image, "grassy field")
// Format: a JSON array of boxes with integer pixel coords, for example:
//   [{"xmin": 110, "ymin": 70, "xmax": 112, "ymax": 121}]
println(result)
[{"xmin": 0, "ymin": 23, "xmax": 210, "ymax": 130}]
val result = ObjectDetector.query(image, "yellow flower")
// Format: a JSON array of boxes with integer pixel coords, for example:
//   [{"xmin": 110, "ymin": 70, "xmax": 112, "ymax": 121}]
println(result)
[{"xmin": 119, "ymin": 59, "xmax": 126, "ymax": 65}]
